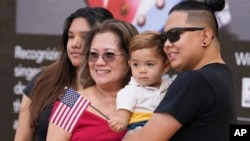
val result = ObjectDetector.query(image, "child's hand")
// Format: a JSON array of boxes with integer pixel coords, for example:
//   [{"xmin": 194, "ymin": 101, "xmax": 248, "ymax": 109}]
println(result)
[{"xmin": 108, "ymin": 117, "xmax": 127, "ymax": 132}]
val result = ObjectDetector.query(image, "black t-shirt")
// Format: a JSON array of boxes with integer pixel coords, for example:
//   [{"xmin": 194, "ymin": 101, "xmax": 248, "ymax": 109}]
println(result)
[
  {"xmin": 155, "ymin": 63, "xmax": 236, "ymax": 141},
  {"xmin": 23, "ymin": 71, "xmax": 53, "ymax": 141},
  {"xmin": 23, "ymin": 71, "xmax": 41, "ymax": 96}
]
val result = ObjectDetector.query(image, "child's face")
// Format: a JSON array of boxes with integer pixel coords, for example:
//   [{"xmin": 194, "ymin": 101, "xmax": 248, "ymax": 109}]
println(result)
[{"xmin": 129, "ymin": 47, "xmax": 169, "ymax": 88}]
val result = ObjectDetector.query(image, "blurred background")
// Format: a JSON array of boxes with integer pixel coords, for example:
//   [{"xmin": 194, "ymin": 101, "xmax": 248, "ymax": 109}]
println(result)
[{"xmin": 0, "ymin": 0, "xmax": 249, "ymax": 140}]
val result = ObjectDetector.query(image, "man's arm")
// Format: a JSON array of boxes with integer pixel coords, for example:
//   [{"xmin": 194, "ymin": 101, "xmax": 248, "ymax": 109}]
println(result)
[{"xmin": 123, "ymin": 113, "xmax": 182, "ymax": 141}]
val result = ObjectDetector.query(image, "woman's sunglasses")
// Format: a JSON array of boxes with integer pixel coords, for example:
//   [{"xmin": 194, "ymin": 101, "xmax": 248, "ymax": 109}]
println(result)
[
  {"xmin": 161, "ymin": 27, "xmax": 204, "ymax": 43},
  {"xmin": 87, "ymin": 52, "xmax": 124, "ymax": 62}
]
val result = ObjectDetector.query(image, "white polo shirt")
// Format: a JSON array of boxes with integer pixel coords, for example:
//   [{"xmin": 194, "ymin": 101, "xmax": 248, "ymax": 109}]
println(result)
[{"xmin": 116, "ymin": 76, "xmax": 171, "ymax": 124}]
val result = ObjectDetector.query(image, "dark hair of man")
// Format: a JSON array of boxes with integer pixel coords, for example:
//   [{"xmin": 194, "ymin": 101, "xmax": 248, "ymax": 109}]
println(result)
[
  {"xmin": 169, "ymin": 0, "xmax": 225, "ymax": 38},
  {"xmin": 29, "ymin": 7, "xmax": 113, "ymax": 129}
]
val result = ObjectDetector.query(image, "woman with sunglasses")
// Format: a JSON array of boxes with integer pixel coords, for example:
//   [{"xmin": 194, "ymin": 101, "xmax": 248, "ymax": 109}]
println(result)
[
  {"xmin": 14, "ymin": 7, "xmax": 113, "ymax": 141},
  {"xmin": 124, "ymin": 0, "xmax": 235, "ymax": 141},
  {"xmin": 46, "ymin": 19, "xmax": 139, "ymax": 141}
]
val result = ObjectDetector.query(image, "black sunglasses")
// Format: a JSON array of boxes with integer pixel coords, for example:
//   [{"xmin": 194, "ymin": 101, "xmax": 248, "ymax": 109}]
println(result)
[
  {"xmin": 87, "ymin": 52, "xmax": 124, "ymax": 62},
  {"xmin": 161, "ymin": 27, "xmax": 205, "ymax": 43}
]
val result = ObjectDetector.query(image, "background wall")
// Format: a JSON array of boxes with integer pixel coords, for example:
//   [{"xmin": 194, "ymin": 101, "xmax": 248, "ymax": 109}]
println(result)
[{"xmin": 0, "ymin": 0, "xmax": 249, "ymax": 140}]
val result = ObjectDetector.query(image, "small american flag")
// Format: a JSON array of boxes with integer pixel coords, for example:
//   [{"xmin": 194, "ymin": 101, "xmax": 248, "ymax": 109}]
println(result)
[{"xmin": 50, "ymin": 87, "xmax": 90, "ymax": 132}]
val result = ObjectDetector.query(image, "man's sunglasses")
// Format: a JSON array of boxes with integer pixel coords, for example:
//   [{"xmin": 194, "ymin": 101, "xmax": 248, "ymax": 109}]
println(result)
[
  {"xmin": 161, "ymin": 27, "xmax": 205, "ymax": 43},
  {"xmin": 87, "ymin": 52, "xmax": 124, "ymax": 62}
]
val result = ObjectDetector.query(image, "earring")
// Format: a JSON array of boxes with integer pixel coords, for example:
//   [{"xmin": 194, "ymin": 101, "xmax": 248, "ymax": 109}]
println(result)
[{"xmin": 202, "ymin": 42, "xmax": 207, "ymax": 46}]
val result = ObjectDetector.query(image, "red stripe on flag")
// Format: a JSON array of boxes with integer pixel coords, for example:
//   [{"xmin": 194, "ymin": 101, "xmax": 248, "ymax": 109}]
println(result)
[
  {"xmin": 68, "ymin": 98, "xmax": 90, "ymax": 132},
  {"xmin": 63, "ymin": 98, "xmax": 82, "ymax": 131}
]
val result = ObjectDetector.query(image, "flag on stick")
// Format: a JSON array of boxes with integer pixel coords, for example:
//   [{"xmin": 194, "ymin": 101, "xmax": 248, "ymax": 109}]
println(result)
[{"xmin": 50, "ymin": 87, "xmax": 90, "ymax": 132}]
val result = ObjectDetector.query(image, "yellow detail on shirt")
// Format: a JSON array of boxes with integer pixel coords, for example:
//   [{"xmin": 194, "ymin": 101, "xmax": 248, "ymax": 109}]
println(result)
[{"xmin": 129, "ymin": 112, "xmax": 152, "ymax": 124}]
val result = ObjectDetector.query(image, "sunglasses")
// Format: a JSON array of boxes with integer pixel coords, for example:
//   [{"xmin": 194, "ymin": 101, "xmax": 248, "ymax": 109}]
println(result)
[
  {"xmin": 161, "ymin": 27, "xmax": 204, "ymax": 43},
  {"xmin": 88, "ymin": 52, "xmax": 124, "ymax": 62}
]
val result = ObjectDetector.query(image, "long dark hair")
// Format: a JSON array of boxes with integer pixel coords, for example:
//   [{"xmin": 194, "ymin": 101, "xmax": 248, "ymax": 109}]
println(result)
[{"xmin": 29, "ymin": 7, "xmax": 113, "ymax": 129}]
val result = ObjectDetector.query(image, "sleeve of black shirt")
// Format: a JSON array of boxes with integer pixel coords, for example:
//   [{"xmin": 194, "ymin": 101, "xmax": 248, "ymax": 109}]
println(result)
[{"xmin": 23, "ymin": 71, "xmax": 42, "ymax": 97}]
